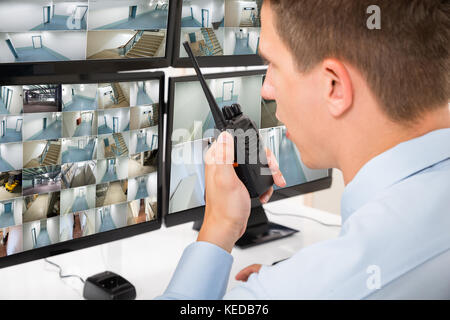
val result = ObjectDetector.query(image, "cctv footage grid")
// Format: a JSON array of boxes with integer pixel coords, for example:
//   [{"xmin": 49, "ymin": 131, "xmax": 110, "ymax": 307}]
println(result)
[
  {"xmin": 0, "ymin": 80, "xmax": 159, "ymax": 257},
  {"xmin": 168, "ymin": 73, "xmax": 329, "ymax": 215},
  {"xmin": 179, "ymin": 0, "xmax": 262, "ymax": 58},
  {"xmin": 0, "ymin": 0, "xmax": 169, "ymax": 64}
]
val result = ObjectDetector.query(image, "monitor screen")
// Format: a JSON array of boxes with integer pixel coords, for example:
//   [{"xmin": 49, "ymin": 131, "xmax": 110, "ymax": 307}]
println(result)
[
  {"xmin": 0, "ymin": 0, "xmax": 172, "ymax": 76},
  {"xmin": 165, "ymin": 70, "xmax": 330, "ymax": 226},
  {"xmin": 0, "ymin": 72, "xmax": 162, "ymax": 268},
  {"xmin": 173, "ymin": 0, "xmax": 264, "ymax": 67}
]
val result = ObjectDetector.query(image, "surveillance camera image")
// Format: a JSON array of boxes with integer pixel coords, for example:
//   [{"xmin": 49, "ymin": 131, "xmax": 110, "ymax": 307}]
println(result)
[
  {"xmin": 0, "ymin": 78, "xmax": 159, "ymax": 259},
  {"xmin": 0, "ymin": 0, "xmax": 169, "ymax": 63},
  {"xmin": 168, "ymin": 73, "xmax": 328, "ymax": 215},
  {"xmin": 179, "ymin": 0, "xmax": 261, "ymax": 58}
]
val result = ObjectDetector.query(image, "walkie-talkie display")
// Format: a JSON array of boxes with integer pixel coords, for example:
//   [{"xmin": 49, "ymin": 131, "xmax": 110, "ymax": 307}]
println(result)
[{"xmin": 183, "ymin": 41, "xmax": 273, "ymax": 198}]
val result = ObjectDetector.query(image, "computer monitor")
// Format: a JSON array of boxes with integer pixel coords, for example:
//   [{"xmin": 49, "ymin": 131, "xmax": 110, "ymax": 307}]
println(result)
[
  {"xmin": 0, "ymin": 71, "xmax": 163, "ymax": 268},
  {"xmin": 0, "ymin": 0, "xmax": 176, "ymax": 78},
  {"xmin": 172, "ymin": 0, "xmax": 264, "ymax": 67},
  {"xmin": 165, "ymin": 69, "xmax": 332, "ymax": 248}
]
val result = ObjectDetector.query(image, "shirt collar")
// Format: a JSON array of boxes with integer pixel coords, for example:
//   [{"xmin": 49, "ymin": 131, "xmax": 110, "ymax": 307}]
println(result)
[{"xmin": 340, "ymin": 128, "xmax": 450, "ymax": 223}]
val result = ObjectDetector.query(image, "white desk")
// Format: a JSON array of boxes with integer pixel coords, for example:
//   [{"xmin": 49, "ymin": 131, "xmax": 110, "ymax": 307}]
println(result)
[{"xmin": 0, "ymin": 196, "xmax": 341, "ymax": 299}]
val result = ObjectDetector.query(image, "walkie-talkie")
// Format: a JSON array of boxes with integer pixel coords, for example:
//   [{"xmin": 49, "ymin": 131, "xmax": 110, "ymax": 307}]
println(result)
[{"xmin": 183, "ymin": 41, "xmax": 274, "ymax": 198}]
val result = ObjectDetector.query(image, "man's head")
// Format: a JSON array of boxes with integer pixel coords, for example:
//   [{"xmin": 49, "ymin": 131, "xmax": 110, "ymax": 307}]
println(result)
[{"xmin": 259, "ymin": 0, "xmax": 449, "ymax": 178}]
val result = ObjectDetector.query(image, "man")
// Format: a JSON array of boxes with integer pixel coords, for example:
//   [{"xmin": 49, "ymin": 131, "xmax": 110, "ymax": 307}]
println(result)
[{"xmin": 159, "ymin": 0, "xmax": 450, "ymax": 299}]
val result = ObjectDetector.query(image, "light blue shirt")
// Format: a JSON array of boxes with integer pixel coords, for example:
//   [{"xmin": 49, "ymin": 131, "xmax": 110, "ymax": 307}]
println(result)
[{"xmin": 158, "ymin": 128, "xmax": 450, "ymax": 299}]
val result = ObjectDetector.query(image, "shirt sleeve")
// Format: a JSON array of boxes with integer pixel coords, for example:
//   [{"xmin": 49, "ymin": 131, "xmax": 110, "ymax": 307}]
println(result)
[{"xmin": 156, "ymin": 241, "xmax": 234, "ymax": 300}]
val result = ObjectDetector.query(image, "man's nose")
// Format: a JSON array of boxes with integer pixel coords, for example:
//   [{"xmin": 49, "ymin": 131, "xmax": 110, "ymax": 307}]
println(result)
[{"xmin": 261, "ymin": 77, "xmax": 275, "ymax": 101}]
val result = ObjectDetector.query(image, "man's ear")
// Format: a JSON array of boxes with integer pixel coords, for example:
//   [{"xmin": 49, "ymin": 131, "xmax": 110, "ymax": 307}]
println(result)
[{"xmin": 322, "ymin": 59, "xmax": 353, "ymax": 118}]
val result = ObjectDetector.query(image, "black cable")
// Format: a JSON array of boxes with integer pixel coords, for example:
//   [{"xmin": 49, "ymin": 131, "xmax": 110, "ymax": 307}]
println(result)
[
  {"xmin": 264, "ymin": 208, "xmax": 342, "ymax": 228},
  {"xmin": 45, "ymin": 258, "xmax": 85, "ymax": 284}
]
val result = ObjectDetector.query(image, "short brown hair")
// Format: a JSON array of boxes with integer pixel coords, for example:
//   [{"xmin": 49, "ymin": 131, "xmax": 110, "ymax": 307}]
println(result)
[{"xmin": 266, "ymin": 0, "xmax": 449, "ymax": 122}]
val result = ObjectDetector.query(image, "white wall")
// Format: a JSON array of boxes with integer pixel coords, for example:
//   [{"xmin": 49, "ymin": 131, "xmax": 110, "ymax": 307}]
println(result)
[
  {"xmin": 59, "ymin": 213, "xmax": 74, "ymax": 241},
  {"xmin": 96, "ymin": 159, "xmax": 107, "ymax": 181},
  {"xmin": 110, "ymin": 202, "xmax": 127, "ymax": 228},
  {"xmin": 127, "ymin": 177, "xmax": 139, "ymax": 200},
  {"xmin": 129, "ymin": 131, "xmax": 138, "ymax": 155},
  {"xmin": 235, "ymin": 75, "xmax": 262, "ymax": 128},
  {"xmin": 60, "ymin": 188, "xmax": 75, "ymax": 214},
  {"xmin": 172, "ymin": 80, "xmax": 211, "ymax": 136},
  {"xmin": 88, "ymin": 0, "xmax": 154, "ymax": 30},
  {"xmin": 46, "ymin": 216, "xmax": 59, "ymax": 244},
  {"xmin": 54, "ymin": 2, "xmax": 88, "ymax": 17},
  {"xmin": 8, "ymin": 31, "xmax": 87, "ymax": 60},
  {"xmin": 146, "ymin": 171, "xmax": 157, "ymax": 201},
  {"xmin": 97, "ymin": 134, "xmax": 107, "ymax": 159},
  {"xmin": 223, "ymin": 28, "xmax": 236, "ymax": 55},
  {"xmin": 145, "ymin": 80, "xmax": 160, "ymax": 105},
  {"xmin": 6, "ymin": 225, "xmax": 22, "ymax": 255},
  {"xmin": 86, "ymin": 30, "xmax": 136, "ymax": 57},
  {"xmin": 62, "ymin": 112, "xmax": 78, "ymax": 137},
  {"xmin": 84, "ymin": 184, "xmax": 96, "ymax": 209},
  {"xmin": 0, "ymin": 33, "xmax": 15, "ymax": 63},
  {"xmin": 1, "ymin": 143, "xmax": 22, "ymax": 169},
  {"xmin": 0, "ymin": 0, "xmax": 50, "ymax": 32},
  {"xmin": 225, "ymin": 0, "xmax": 257, "ymax": 27},
  {"xmin": 173, "ymin": 75, "xmax": 261, "ymax": 133},
  {"xmin": 62, "ymin": 84, "xmax": 74, "ymax": 106},
  {"xmin": 63, "ymin": 84, "xmax": 98, "ymax": 106},
  {"xmin": 248, "ymin": 27, "xmax": 260, "ymax": 52},
  {"xmin": 117, "ymin": 157, "xmax": 128, "ymax": 179},
  {"xmin": 5, "ymin": 115, "xmax": 23, "ymax": 131},
  {"xmin": 189, "ymin": 0, "xmax": 225, "ymax": 26},
  {"xmin": 2, "ymin": 86, "xmax": 23, "ymax": 114},
  {"xmin": 23, "ymin": 140, "xmax": 46, "ymax": 166},
  {"xmin": 23, "ymin": 112, "xmax": 57, "ymax": 141}
]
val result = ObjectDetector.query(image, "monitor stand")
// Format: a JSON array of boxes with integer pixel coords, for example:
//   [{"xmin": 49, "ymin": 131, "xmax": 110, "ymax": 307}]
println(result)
[{"xmin": 193, "ymin": 205, "xmax": 299, "ymax": 249}]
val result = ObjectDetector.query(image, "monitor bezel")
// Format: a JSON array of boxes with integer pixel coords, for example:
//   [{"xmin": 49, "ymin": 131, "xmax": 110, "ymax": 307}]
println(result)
[
  {"xmin": 0, "ymin": 1, "xmax": 177, "ymax": 80},
  {"xmin": 0, "ymin": 71, "xmax": 165, "ymax": 269},
  {"xmin": 171, "ymin": 0, "xmax": 264, "ymax": 68},
  {"xmin": 164, "ymin": 69, "xmax": 332, "ymax": 227}
]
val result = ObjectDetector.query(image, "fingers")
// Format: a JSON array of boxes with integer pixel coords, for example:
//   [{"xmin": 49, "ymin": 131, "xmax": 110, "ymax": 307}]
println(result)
[
  {"xmin": 259, "ymin": 186, "xmax": 273, "ymax": 204},
  {"xmin": 215, "ymin": 131, "xmax": 234, "ymax": 165},
  {"xmin": 235, "ymin": 264, "xmax": 262, "ymax": 282},
  {"xmin": 265, "ymin": 148, "xmax": 286, "ymax": 187}
]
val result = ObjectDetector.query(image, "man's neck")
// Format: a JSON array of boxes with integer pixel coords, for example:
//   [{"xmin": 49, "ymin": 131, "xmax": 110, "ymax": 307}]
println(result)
[{"xmin": 340, "ymin": 106, "xmax": 450, "ymax": 185}]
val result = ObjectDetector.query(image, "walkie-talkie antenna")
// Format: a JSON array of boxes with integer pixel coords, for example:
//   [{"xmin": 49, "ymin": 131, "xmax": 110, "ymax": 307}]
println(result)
[{"xmin": 183, "ymin": 41, "xmax": 227, "ymax": 130}]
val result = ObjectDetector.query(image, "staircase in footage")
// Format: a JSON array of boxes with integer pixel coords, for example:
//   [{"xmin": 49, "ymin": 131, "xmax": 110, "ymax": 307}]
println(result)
[
  {"xmin": 200, "ymin": 28, "xmax": 223, "ymax": 56},
  {"xmin": 125, "ymin": 32, "xmax": 165, "ymax": 58}
]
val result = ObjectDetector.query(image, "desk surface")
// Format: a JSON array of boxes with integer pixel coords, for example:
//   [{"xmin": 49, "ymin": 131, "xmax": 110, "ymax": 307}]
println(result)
[{"xmin": 0, "ymin": 196, "xmax": 341, "ymax": 299}]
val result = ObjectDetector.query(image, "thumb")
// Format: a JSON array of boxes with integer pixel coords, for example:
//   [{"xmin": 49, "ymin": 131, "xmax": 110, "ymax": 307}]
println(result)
[{"xmin": 215, "ymin": 131, "xmax": 235, "ymax": 166}]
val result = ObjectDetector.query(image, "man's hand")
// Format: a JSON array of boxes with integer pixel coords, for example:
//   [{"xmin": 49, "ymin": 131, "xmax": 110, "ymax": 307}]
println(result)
[
  {"xmin": 197, "ymin": 131, "xmax": 286, "ymax": 253},
  {"xmin": 235, "ymin": 264, "xmax": 262, "ymax": 282}
]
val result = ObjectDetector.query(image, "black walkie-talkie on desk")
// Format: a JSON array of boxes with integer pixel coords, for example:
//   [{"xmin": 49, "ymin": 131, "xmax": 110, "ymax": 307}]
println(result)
[{"xmin": 182, "ymin": 41, "xmax": 274, "ymax": 198}]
